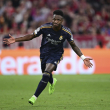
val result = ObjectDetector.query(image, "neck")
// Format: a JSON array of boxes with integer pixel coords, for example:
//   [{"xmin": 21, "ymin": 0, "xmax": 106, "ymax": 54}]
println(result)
[{"xmin": 52, "ymin": 25, "xmax": 61, "ymax": 31}]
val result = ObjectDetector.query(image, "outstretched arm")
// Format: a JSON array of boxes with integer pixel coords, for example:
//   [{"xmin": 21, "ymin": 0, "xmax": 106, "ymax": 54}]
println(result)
[
  {"xmin": 69, "ymin": 41, "xmax": 93, "ymax": 68},
  {"xmin": 3, "ymin": 33, "xmax": 35, "ymax": 45}
]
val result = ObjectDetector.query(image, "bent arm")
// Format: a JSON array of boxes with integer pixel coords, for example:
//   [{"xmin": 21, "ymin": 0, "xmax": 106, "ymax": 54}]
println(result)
[
  {"xmin": 15, "ymin": 33, "xmax": 35, "ymax": 42},
  {"xmin": 69, "ymin": 41, "xmax": 83, "ymax": 57},
  {"xmin": 69, "ymin": 41, "xmax": 93, "ymax": 68}
]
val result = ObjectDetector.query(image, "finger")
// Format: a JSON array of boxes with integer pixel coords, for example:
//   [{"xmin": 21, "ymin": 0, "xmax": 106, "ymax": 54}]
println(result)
[
  {"xmin": 3, "ymin": 39, "xmax": 8, "ymax": 41},
  {"xmin": 88, "ymin": 63, "xmax": 92, "ymax": 67},
  {"xmin": 3, "ymin": 41, "xmax": 7, "ymax": 44},
  {"xmin": 87, "ymin": 63, "xmax": 92, "ymax": 68},
  {"xmin": 89, "ymin": 64, "xmax": 91, "ymax": 68},
  {"xmin": 3, "ymin": 42, "xmax": 7, "ymax": 44},
  {"xmin": 3, "ymin": 40, "xmax": 6, "ymax": 42},
  {"xmin": 3, "ymin": 38, "xmax": 7, "ymax": 41},
  {"xmin": 90, "ymin": 62, "xmax": 93, "ymax": 66},
  {"xmin": 6, "ymin": 42, "xmax": 10, "ymax": 45},
  {"xmin": 3, "ymin": 39, "xmax": 8, "ymax": 42},
  {"xmin": 89, "ymin": 63, "xmax": 92, "ymax": 66},
  {"xmin": 3, "ymin": 40, "xmax": 8, "ymax": 43},
  {"xmin": 86, "ymin": 64, "xmax": 90, "ymax": 68},
  {"xmin": 89, "ymin": 64, "xmax": 92, "ymax": 68},
  {"xmin": 3, "ymin": 40, "xmax": 10, "ymax": 44},
  {"xmin": 90, "ymin": 63, "xmax": 93, "ymax": 67},
  {"xmin": 89, "ymin": 65, "xmax": 92, "ymax": 68},
  {"xmin": 9, "ymin": 34, "xmax": 13, "ymax": 38},
  {"xmin": 88, "ymin": 58, "xmax": 93, "ymax": 60}
]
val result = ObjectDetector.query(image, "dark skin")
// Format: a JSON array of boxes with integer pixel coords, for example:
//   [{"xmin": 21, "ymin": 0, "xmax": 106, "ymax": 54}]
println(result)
[{"xmin": 3, "ymin": 14, "xmax": 93, "ymax": 73}]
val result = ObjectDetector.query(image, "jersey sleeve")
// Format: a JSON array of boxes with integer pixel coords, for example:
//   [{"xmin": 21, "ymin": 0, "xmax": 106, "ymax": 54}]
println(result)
[
  {"xmin": 33, "ymin": 27, "xmax": 43, "ymax": 37},
  {"xmin": 66, "ymin": 29, "xmax": 74, "ymax": 43}
]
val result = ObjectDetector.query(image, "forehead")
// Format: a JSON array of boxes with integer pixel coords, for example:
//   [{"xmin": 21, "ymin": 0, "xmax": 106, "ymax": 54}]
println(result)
[{"xmin": 53, "ymin": 14, "xmax": 63, "ymax": 20}]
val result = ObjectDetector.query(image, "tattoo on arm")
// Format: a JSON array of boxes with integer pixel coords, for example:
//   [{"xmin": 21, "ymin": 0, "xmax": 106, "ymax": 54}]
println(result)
[{"xmin": 69, "ymin": 41, "xmax": 83, "ymax": 57}]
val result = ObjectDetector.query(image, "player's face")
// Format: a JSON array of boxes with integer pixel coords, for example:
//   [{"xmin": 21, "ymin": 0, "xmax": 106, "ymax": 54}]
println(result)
[{"xmin": 52, "ymin": 15, "xmax": 63, "ymax": 27}]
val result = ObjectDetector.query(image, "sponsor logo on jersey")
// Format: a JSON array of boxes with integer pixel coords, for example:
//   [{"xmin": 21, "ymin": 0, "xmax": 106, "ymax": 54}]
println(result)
[{"xmin": 46, "ymin": 37, "xmax": 61, "ymax": 45}]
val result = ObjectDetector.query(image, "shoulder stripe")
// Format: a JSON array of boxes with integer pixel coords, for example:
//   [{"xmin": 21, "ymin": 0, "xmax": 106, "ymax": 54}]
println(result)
[
  {"xmin": 40, "ymin": 26, "xmax": 52, "ymax": 29},
  {"xmin": 62, "ymin": 28, "xmax": 71, "ymax": 36},
  {"xmin": 63, "ymin": 27, "xmax": 72, "ymax": 33},
  {"xmin": 41, "ymin": 23, "xmax": 52, "ymax": 28}
]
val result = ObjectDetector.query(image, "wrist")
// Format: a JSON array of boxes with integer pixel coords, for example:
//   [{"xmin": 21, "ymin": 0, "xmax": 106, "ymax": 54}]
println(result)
[
  {"xmin": 15, "ymin": 38, "xmax": 17, "ymax": 42},
  {"xmin": 15, "ymin": 39, "xmax": 16, "ymax": 42},
  {"xmin": 80, "ymin": 55, "xmax": 86, "ymax": 60}
]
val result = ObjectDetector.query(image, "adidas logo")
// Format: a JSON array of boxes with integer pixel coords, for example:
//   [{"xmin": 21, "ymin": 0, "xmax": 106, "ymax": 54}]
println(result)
[{"xmin": 47, "ymin": 34, "xmax": 51, "ymax": 36}]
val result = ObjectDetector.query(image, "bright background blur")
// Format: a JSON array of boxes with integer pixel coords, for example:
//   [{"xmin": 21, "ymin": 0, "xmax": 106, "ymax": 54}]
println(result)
[
  {"xmin": 0, "ymin": 0, "xmax": 110, "ymax": 49},
  {"xmin": 0, "ymin": 0, "xmax": 110, "ymax": 75}
]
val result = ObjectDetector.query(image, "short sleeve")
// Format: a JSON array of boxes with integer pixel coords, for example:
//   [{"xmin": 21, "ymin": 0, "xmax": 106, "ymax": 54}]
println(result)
[
  {"xmin": 66, "ymin": 29, "xmax": 74, "ymax": 43},
  {"xmin": 33, "ymin": 27, "xmax": 43, "ymax": 37}
]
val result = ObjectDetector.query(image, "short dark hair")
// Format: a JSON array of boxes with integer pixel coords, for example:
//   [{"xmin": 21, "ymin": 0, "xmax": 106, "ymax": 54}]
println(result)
[{"xmin": 53, "ymin": 10, "xmax": 64, "ymax": 18}]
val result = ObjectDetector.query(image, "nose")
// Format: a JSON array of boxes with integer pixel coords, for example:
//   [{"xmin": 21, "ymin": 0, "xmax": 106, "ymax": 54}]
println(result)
[{"xmin": 54, "ymin": 20, "xmax": 58, "ymax": 23}]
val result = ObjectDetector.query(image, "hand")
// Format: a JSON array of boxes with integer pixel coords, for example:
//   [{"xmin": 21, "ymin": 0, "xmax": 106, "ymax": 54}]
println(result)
[
  {"xmin": 83, "ymin": 58, "xmax": 93, "ymax": 68},
  {"xmin": 3, "ymin": 34, "xmax": 15, "ymax": 45}
]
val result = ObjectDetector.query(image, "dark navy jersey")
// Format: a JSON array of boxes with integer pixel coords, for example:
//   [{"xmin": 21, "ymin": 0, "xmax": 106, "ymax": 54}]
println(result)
[{"xmin": 33, "ymin": 22, "xmax": 74, "ymax": 55}]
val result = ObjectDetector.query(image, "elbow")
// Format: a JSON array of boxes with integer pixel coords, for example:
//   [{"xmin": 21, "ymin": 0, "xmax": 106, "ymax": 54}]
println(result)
[
  {"xmin": 30, "ymin": 37, "xmax": 33, "ymax": 40},
  {"xmin": 28, "ymin": 34, "xmax": 34, "ymax": 40}
]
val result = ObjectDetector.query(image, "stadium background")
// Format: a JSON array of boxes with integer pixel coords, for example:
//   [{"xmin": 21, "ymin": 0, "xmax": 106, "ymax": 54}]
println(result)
[{"xmin": 0, "ymin": 0, "xmax": 110, "ymax": 75}]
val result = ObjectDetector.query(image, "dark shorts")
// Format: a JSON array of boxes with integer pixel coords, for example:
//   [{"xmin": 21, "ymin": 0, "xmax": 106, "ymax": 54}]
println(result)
[{"xmin": 40, "ymin": 53, "xmax": 63, "ymax": 71}]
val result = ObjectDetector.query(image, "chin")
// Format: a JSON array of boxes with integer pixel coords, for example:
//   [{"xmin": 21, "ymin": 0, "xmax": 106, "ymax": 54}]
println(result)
[{"xmin": 53, "ymin": 24, "xmax": 59, "ymax": 28}]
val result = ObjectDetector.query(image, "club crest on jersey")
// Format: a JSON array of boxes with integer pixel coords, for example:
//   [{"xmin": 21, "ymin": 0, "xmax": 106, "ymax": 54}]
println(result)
[{"xmin": 59, "ymin": 36, "xmax": 63, "ymax": 40}]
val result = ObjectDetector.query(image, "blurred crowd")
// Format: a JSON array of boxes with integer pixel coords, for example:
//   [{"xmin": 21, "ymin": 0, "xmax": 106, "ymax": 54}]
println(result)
[
  {"xmin": 1, "ymin": 0, "xmax": 110, "ymax": 49},
  {"xmin": 0, "ymin": 0, "xmax": 110, "ymax": 35}
]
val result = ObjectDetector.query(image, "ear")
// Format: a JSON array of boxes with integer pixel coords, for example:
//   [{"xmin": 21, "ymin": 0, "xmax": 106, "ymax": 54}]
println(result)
[{"xmin": 61, "ymin": 18, "xmax": 63, "ymax": 23}]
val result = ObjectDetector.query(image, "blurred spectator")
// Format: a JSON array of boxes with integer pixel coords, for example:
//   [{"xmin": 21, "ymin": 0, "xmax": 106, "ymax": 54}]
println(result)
[
  {"xmin": 16, "ymin": 42, "xmax": 25, "ymax": 50},
  {"xmin": 0, "ymin": 0, "xmax": 110, "ymax": 36},
  {"xmin": 101, "ymin": 21, "xmax": 110, "ymax": 35},
  {"xmin": 95, "ymin": 40, "xmax": 107, "ymax": 49},
  {"xmin": 0, "ymin": 0, "xmax": 110, "ymax": 49},
  {"xmin": 11, "ymin": 0, "xmax": 20, "ymax": 8}
]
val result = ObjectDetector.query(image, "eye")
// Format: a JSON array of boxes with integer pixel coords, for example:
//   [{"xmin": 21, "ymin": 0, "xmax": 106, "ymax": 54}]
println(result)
[{"xmin": 58, "ymin": 19, "xmax": 61, "ymax": 21}]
